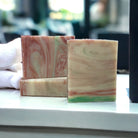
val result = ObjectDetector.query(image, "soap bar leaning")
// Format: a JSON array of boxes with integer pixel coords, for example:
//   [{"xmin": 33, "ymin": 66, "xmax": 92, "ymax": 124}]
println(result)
[
  {"xmin": 68, "ymin": 39, "xmax": 118, "ymax": 102},
  {"xmin": 21, "ymin": 36, "xmax": 75, "ymax": 79},
  {"xmin": 20, "ymin": 77, "xmax": 67, "ymax": 97}
]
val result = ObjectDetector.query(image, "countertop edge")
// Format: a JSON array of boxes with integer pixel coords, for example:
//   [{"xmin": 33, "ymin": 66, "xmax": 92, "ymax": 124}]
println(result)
[{"xmin": 0, "ymin": 107, "xmax": 138, "ymax": 132}]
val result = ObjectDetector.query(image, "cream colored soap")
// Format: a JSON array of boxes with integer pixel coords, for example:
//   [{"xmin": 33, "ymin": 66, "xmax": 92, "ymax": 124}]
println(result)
[
  {"xmin": 20, "ymin": 77, "xmax": 67, "ymax": 97},
  {"xmin": 68, "ymin": 39, "xmax": 118, "ymax": 102}
]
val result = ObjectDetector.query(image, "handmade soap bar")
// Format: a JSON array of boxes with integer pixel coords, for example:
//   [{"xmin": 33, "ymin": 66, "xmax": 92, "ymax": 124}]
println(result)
[
  {"xmin": 20, "ymin": 77, "xmax": 67, "ymax": 97},
  {"xmin": 21, "ymin": 36, "xmax": 75, "ymax": 79},
  {"xmin": 68, "ymin": 39, "xmax": 118, "ymax": 102}
]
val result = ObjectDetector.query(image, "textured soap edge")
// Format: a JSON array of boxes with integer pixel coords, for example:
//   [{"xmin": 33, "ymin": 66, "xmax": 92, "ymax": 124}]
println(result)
[
  {"xmin": 67, "ymin": 39, "xmax": 118, "ymax": 44},
  {"xmin": 20, "ymin": 77, "xmax": 67, "ymax": 97}
]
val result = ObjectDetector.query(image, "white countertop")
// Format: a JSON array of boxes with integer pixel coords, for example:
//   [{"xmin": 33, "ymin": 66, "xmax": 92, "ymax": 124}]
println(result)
[{"xmin": 0, "ymin": 74, "xmax": 138, "ymax": 132}]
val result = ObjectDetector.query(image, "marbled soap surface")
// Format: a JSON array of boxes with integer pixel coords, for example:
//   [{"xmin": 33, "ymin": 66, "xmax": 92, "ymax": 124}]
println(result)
[
  {"xmin": 20, "ymin": 77, "xmax": 67, "ymax": 97},
  {"xmin": 68, "ymin": 39, "xmax": 118, "ymax": 102},
  {"xmin": 21, "ymin": 36, "xmax": 74, "ymax": 79}
]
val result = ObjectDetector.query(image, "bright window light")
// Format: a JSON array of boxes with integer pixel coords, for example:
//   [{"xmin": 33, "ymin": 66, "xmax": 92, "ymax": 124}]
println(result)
[{"xmin": 0, "ymin": 0, "xmax": 15, "ymax": 11}]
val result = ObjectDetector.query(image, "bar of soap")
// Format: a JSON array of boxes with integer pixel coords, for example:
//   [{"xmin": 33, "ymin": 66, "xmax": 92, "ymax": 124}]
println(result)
[
  {"xmin": 21, "ymin": 36, "xmax": 75, "ymax": 79},
  {"xmin": 68, "ymin": 39, "xmax": 118, "ymax": 102},
  {"xmin": 20, "ymin": 77, "xmax": 67, "ymax": 97}
]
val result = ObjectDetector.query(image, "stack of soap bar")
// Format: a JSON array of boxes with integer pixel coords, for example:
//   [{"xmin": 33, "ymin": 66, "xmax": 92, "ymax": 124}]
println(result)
[
  {"xmin": 68, "ymin": 39, "xmax": 118, "ymax": 102},
  {"xmin": 20, "ymin": 77, "xmax": 67, "ymax": 97},
  {"xmin": 21, "ymin": 36, "xmax": 75, "ymax": 79},
  {"xmin": 20, "ymin": 36, "xmax": 74, "ymax": 97}
]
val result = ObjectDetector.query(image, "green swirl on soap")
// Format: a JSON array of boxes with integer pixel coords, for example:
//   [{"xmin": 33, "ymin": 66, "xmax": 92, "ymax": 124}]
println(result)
[{"xmin": 68, "ymin": 95, "xmax": 116, "ymax": 103}]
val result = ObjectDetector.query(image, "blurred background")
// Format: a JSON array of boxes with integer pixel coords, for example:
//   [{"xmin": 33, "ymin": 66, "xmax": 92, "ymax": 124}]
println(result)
[{"xmin": 0, "ymin": 0, "xmax": 129, "ymax": 72}]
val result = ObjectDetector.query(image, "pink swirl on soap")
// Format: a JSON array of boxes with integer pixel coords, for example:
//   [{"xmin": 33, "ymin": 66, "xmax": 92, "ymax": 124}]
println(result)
[
  {"xmin": 55, "ymin": 49, "xmax": 67, "ymax": 77},
  {"xmin": 69, "ymin": 89, "xmax": 116, "ymax": 96},
  {"xmin": 29, "ymin": 37, "xmax": 47, "ymax": 78},
  {"xmin": 22, "ymin": 36, "xmax": 75, "ymax": 79},
  {"xmin": 43, "ymin": 36, "xmax": 55, "ymax": 77},
  {"xmin": 55, "ymin": 36, "xmax": 75, "ymax": 77}
]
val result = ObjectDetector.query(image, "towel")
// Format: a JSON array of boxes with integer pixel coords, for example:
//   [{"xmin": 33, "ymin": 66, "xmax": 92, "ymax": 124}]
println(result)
[{"xmin": 0, "ymin": 38, "xmax": 22, "ymax": 89}]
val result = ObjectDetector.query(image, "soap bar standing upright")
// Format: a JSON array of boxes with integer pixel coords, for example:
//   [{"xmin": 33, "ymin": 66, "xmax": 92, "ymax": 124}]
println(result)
[
  {"xmin": 68, "ymin": 39, "xmax": 118, "ymax": 102},
  {"xmin": 21, "ymin": 36, "xmax": 75, "ymax": 79}
]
